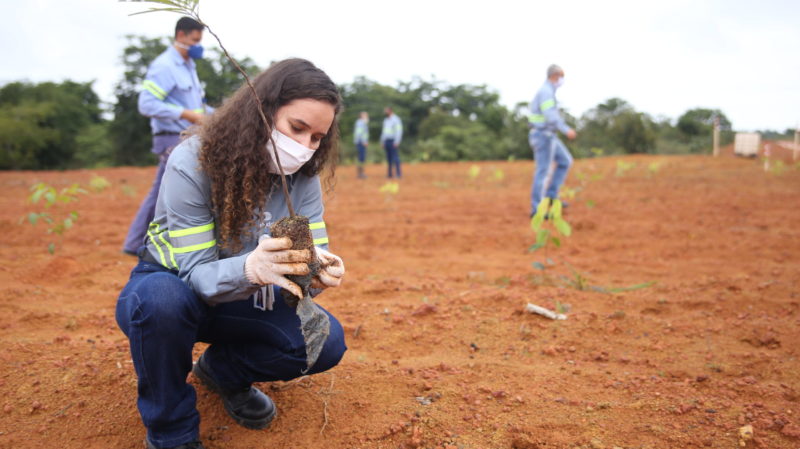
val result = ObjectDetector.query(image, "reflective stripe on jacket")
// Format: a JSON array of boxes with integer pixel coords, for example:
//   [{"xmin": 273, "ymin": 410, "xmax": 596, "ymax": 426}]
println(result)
[
  {"xmin": 144, "ymin": 135, "xmax": 328, "ymax": 305},
  {"xmin": 353, "ymin": 118, "xmax": 369, "ymax": 144},
  {"xmin": 528, "ymin": 81, "xmax": 570, "ymax": 135},
  {"xmin": 138, "ymin": 46, "xmax": 214, "ymax": 135},
  {"xmin": 380, "ymin": 114, "xmax": 403, "ymax": 144}
]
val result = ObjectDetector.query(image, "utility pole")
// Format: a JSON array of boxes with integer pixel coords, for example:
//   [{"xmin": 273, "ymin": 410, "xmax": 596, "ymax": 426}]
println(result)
[{"xmin": 713, "ymin": 116, "xmax": 720, "ymax": 157}]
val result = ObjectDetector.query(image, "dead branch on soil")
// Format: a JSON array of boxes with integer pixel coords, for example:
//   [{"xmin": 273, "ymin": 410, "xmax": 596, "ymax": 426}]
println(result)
[
  {"xmin": 316, "ymin": 373, "xmax": 338, "ymax": 435},
  {"xmin": 269, "ymin": 375, "xmax": 312, "ymax": 392}
]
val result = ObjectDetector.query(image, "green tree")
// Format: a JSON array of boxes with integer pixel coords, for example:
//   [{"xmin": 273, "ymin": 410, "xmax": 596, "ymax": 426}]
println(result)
[
  {"xmin": 676, "ymin": 108, "xmax": 731, "ymax": 137},
  {"xmin": 610, "ymin": 111, "xmax": 656, "ymax": 154},
  {"xmin": 575, "ymin": 98, "xmax": 656, "ymax": 154},
  {"xmin": 0, "ymin": 81, "xmax": 102, "ymax": 169}
]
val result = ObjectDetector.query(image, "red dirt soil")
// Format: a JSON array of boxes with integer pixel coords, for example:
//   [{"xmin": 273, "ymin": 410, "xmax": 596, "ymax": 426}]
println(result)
[{"xmin": 0, "ymin": 153, "xmax": 799, "ymax": 449}]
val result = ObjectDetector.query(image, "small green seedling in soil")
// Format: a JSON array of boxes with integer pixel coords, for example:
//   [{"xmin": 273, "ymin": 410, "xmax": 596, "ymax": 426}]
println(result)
[
  {"xmin": 529, "ymin": 198, "xmax": 572, "ymax": 272},
  {"xmin": 379, "ymin": 181, "xmax": 400, "ymax": 195},
  {"xmin": 554, "ymin": 300, "xmax": 571, "ymax": 314},
  {"xmin": 554, "ymin": 263, "xmax": 656, "ymax": 294},
  {"xmin": 561, "ymin": 186, "xmax": 582, "ymax": 200},
  {"xmin": 468, "ymin": 164, "xmax": 481, "ymax": 181},
  {"xmin": 575, "ymin": 171, "xmax": 604, "ymax": 184},
  {"xmin": 615, "ymin": 160, "xmax": 636, "ymax": 177},
  {"xmin": 89, "ymin": 175, "xmax": 111, "ymax": 192},
  {"xmin": 769, "ymin": 160, "xmax": 786, "ymax": 175},
  {"xmin": 23, "ymin": 182, "xmax": 86, "ymax": 254},
  {"xmin": 647, "ymin": 161, "xmax": 663, "ymax": 177},
  {"xmin": 379, "ymin": 181, "xmax": 400, "ymax": 208},
  {"xmin": 121, "ymin": 185, "xmax": 137, "ymax": 197},
  {"xmin": 492, "ymin": 167, "xmax": 505, "ymax": 182}
]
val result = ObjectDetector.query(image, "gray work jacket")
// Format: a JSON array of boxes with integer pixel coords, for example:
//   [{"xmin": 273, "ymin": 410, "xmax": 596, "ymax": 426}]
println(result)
[{"xmin": 144, "ymin": 135, "xmax": 329, "ymax": 305}]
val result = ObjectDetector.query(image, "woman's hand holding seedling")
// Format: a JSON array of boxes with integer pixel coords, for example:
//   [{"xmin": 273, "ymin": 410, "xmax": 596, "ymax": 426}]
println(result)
[
  {"xmin": 244, "ymin": 236, "xmax": 311, "ymax": 298},
  {"xmin": 312, "ymin": 246, "xmax": 345, "ymax": 289}
]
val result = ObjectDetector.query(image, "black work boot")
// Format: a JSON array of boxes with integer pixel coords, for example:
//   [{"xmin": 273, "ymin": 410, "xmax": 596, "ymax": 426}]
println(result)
[
  {"xmin": 145, "ymin": 438, "xmax": 205, "ymax": 449},
  {"xmin": 192, "ymin": 353, "xmax": 277, "ymax": 430}
]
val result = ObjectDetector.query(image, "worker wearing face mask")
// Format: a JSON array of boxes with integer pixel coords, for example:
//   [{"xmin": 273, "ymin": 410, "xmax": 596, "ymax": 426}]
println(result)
[
  {"xmin": 116, "ymin": 59, "xmax": 346, "ymax": 449},
  {"xmin": 380, "ymin": 106, "xmax": 403, "ymax": 179},
  {"xmin": 353, "ymin": 111, "xmax": 369, "ymax": 179},
  {"xmin": 122, "ymin": 16, "xmax": 214, "ymax": 256},
  {"xmin": 527, "ymin": 64, "xmax": 577, "ymax": 217}
]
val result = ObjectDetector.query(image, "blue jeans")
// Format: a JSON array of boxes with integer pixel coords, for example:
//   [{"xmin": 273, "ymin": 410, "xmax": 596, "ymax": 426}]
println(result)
[
  {"xmin": 356, "ymin": 142, "xmax": 367, "ymax": 164},
  {"xmin": 122, "ymin": 134, "xmax": 181, "ymax": 254},
  {"xmin": 115, "ymin": 259, "xmax": 347, "ymax": 448},
  {"xmin": 529, "ymin": 129, "xmax": 573, "ymax": 214},
  {"xmin": 383, "ymin": 139, "xmax": 401, "ymax": 178}
]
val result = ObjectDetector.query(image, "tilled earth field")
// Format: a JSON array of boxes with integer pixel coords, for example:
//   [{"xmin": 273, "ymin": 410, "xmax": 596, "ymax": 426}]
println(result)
[{"xmin": 0, "ymin": 152, "xmax": 798, "ymax": 448}]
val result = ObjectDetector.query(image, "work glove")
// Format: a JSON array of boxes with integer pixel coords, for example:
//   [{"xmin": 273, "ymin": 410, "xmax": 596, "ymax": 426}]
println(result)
[
  {"xmin": 311, "ymin": 246, "xmax": 345, "ymax": 289},
  {"xmin": 244, "ymin": 236, "xmax": 311, "ymax": 298}
]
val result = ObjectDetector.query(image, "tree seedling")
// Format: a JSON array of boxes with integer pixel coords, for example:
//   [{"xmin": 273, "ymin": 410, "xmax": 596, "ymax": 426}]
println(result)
[
  {"xmin": 89, "ymin": 175, "xmax": 111, "ymax": 192},
  {"xmin": 529, "ymin": 198, "xmax": 572, "ymax": 272},
  {"xmin": 23, "ymin": 182, "xmax": 86, "ymax": 254},
  {"xmin": 492, "ymin": 167, "xmax": 505, "ymax": 182},
  {"xmin": 468, "ymin": 164, "xmax": 481, "ymax": 181},
  {"xmin": 769, "ymin": 160, "xmax": 786, "ymax": 175},
  {"xmin": 646, "ymin": 161, "xmax": 663, "ymax": 177},
  {"xmin": 615, "ymin": 160, "xmax": 636, "ymax": 177},
  {"xmin": 379, "ymin": 181, "xmax": 400, "ymax": 196}
]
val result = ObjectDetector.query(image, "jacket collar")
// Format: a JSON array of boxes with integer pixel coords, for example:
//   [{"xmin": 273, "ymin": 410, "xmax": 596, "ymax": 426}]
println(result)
[{"xmin": 167, "ymin": 45, "xmax": 194, "ymax": 68}]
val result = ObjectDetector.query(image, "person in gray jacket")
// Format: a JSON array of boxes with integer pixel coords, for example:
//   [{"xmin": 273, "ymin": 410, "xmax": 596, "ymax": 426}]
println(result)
[{"xmin": 115, "ymin": 59, "xmax": 346, "ymax": 449}]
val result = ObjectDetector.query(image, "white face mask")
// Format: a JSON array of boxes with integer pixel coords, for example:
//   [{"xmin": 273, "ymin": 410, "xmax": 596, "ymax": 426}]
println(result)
[
  {"xmin": 554, "ymin": 77, "xmax": 565, "ymax": 88},
  {"xmin": 266, "ymin": 129, "xmax": 316, "ymax": 175}
]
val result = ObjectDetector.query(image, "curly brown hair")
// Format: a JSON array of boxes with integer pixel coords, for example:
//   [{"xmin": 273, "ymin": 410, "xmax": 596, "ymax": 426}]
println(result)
[{"xmin": 198, "ymin": 58, "xmax": 342, "ymax": 252}]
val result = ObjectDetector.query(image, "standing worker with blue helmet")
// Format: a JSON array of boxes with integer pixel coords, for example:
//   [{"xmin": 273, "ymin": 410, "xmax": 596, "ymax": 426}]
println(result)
[
  {"xmin": 380, "ymin": 106, "xmax": 403, "ymax": 179},
  {"xmin": 528, "ymin": 64, "xmax": 577, "ymax": 217},
  {"xmin": 353, "ymin": 111, "xmax": 369, "ymax": 179},
  {"xmin": 122, "ymin": 16, "xmax": 214, "ymax": 256}
]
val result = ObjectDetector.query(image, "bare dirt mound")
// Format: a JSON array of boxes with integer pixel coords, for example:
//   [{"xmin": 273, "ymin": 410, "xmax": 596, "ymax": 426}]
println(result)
[{"xmin": 0, "ymin": 155, "xmax": 799, "ymax": 448}]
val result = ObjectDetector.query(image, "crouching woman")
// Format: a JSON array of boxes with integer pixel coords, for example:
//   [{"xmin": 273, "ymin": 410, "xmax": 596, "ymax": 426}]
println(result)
[{"xmin": 116, "ymin": 58, "xmax": 347, "ymax": 449}]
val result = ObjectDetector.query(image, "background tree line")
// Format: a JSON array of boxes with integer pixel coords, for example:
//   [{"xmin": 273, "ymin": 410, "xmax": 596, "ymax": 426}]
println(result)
[{"xmin": 2, "ymin": 36, "xmax": 794, "ymax": 170}]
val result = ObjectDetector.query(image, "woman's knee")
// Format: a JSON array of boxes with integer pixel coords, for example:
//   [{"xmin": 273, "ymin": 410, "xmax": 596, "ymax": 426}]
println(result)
[{"xmin": 123, "ymin": 272, "xmax": 204, "ymax": 325}]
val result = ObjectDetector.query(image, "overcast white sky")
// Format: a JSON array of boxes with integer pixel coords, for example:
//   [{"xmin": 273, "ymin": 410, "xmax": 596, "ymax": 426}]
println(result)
[{"xmin": 1, "ymin": 0, "xmax": 798, "ymax": 131}]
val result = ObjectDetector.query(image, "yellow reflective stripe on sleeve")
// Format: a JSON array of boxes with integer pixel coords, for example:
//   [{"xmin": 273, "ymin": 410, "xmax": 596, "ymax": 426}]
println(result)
[
  {"xmin": 528, "ymin": 114, "xmax": 546, "ymax": 123},
  {"xmin": 157, "ymin": 231, "xmax": 179, "ymax": 270},
  {"xmin": 169, "ymin": 223, "xmax": 214, "ymax": 238},
  {"xmin": 142, "ymin": 80, "xmax": 167, "ymax": 100},
  {"xmin": 313, "ymin": 237, "xmax": 329, "ymax": 245},
  {"xmin": 173, "ymin": 240, "xmax": 216, "ymax": 254},
  {"xmin": 309, "ymin": 222, "xmax": 326, "ymax": 230},
  {"xmin": 171, "ymin": 230, "xmax": 215, "ymax": 253},
  {"xmin": 192, "ymin": 108, "xmax": 204, "ymax": 113},
  {"xmin": 540, "ymin": 99, "xmax": 556, "ymax": 111},
  {"xmin": 146, "ymin": 223, "xmax": 169, "ymax": 267}
]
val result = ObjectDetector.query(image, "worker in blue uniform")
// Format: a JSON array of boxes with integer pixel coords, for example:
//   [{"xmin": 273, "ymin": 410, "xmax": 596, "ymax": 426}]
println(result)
[
  {"xmin": 528, "ymin": 64, "xmax": 577, "ymax": 216},
  {"xmin": 353, "ymin": 111, "xmax": 369, "ymax": 179},
  {"xmin": 380, "ymin": 107, "xmax": 403, "ymax": 178},
  {"xmin": 122, "ymin": 17, "xmax": 213, "ymax": 255}
]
